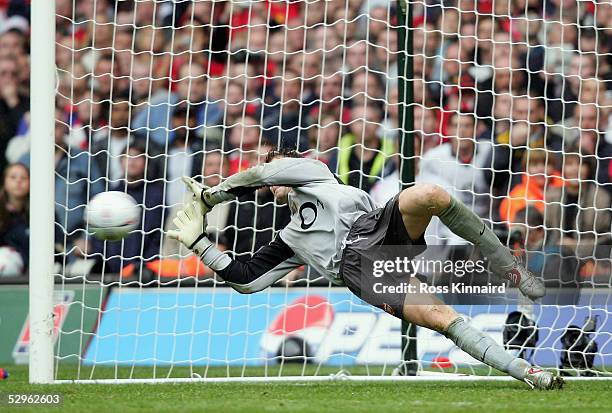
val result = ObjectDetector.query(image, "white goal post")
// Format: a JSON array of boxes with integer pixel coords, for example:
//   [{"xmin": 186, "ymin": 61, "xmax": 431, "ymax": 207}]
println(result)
[
  {"xmin": 29, "ymin": 0, "xmax": 56, "ymax": 384},
  {"xmin": 26, "ymin": 0, "xmax": 612, "ymax": 384}
]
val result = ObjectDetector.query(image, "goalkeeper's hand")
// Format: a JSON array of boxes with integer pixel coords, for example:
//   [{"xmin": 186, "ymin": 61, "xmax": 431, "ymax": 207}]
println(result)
[
  {"xmin": 182, "ymin": 176, "xmax": 213, "ymax": 215},
  {"xmin": 183, "ymin": 176, "xmax": 234, "ymax": 211},
  {"xmin": 166, "ymin": 201, "xmax": 212, "ymax": 256}
]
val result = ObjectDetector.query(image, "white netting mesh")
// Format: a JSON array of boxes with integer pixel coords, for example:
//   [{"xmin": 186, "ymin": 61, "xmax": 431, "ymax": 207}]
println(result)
[{"xmin": 3, "ymin": 0, "xmax": 611, "ymax": 380}]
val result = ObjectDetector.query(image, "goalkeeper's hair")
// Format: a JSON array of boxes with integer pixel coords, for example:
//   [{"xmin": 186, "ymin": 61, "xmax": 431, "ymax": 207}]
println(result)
[{"xmin": 265, "ymin": 147, "xmax": 302, "ymax": 163}]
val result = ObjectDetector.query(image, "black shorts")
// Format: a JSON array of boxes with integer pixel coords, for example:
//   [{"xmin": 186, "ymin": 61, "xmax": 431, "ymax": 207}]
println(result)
[{"xmin": 339, "ymin": 194, "xmax": 426, "ymax": 318}]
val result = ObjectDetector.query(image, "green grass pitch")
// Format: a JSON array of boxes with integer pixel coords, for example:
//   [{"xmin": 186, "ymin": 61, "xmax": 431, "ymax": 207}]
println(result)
[{"xmin": 0, "ymin": 364, "xmax": 609, "ymax": 413}]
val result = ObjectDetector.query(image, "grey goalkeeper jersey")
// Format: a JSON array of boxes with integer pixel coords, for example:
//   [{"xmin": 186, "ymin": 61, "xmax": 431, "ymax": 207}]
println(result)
[{"xmin": 203, "ymin": 157, "xmax": 378, "ymax": 292}]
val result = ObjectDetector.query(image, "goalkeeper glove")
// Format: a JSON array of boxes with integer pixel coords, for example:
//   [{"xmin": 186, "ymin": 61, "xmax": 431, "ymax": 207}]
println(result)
[
  {"xmin": 166, "ymin": 201, "xmax": 211, "ymax": 256},
  {"xmin": 182, "ymin": 176, "xmax": 213, "ymax": 215},
  {"xmin": 182, "ymin": 176, "xmax": 234, "ymax": 212},
  {"xmin": 167, "ymin": 201, "xmax": 231, "ymax": 271}
]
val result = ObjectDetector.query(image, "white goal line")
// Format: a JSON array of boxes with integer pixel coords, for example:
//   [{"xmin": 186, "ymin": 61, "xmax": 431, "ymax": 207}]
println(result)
[{"xmin": 55, "ymin": 373, "xmax": 612, "ymax": 385}]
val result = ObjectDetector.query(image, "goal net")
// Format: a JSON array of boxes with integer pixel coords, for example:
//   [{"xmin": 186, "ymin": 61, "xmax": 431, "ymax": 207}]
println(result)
[{"xmin": 25, "ymin": 0, "xmax": 612, "ymax": 382}]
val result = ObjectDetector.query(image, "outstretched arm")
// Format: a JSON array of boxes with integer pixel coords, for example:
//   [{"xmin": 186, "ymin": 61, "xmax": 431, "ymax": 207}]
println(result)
[
  {"xmin": 167, "ymin": 201, "xmax": 302, "ymax": 293},
  {"xmin": 217, "ymin": 237, "xmax": 303, "ymax": 293},
  {"xmin": 185, "ymin": 157, "xmax": 337, "ymax": 211}
]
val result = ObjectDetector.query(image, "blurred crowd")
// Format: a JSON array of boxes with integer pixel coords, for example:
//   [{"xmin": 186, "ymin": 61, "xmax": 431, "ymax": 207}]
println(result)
[{"xmin": 0, "ymin": 0, "xmax": 610, "ymax": 282}]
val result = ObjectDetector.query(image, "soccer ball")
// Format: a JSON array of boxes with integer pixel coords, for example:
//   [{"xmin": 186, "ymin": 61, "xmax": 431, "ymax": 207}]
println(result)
[
  {"xmin": 0, "ymin": 246, "xmax": 24, "ymax": 276},
  {"xmin": 86, "ymin": 191, "xmax": 141, "ymax": 241}
]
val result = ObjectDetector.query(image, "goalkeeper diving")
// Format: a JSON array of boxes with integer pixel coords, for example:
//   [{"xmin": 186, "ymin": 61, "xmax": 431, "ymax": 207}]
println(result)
[{"xmin": 168, "ymin": 150, "xmax": 563, "ymax": 390}]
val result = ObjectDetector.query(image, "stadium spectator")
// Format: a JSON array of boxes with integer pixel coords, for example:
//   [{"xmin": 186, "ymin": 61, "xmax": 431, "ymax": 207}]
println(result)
[
  {"xmin": 1, "ymin": 20, "xmax": 29, "ymax": 93},
  {"xmin": 286, "ymin": 50, "xmax": 322, "ymax": 96},
  {"xmin": 569, "ymin": 104, "xmax": 612, "ymax": 191},
  {"xmin": 475, "ymin": 15, "xmax": 495, "ymax": 67},
  {"xmin": 131, "ymin": 62, "xmax": 208, "ymax": 146},
  {"xmin": 0, "ymin": 162, "xmax": 29, "ymax": 266},
  {"xmin": 337, "ymin": 105, "xmax": 395, "ymax": 193},
  {"xmin": 364, "ymin": 1, "xmax": 391, "ymax": 40},
  {"xmin": 72, "ymin": 90, "xmax": 104, "ymax": 146},
  {"xmin": 306, "ymin": 115, "xmax": 339, "ymax": 172},
  {"xmin": 545, "ymin": 150, "xmax": 611, "ymax": 258},
  {"xmin": 164, "ymin": 103, "xmax": 205, "ymax": 212},
  {"xmin": 288, "ymin": 51, "xmax": 324, "ymax": 98},
  {"xmin": 228, "ymin": 57, "xmax": 266, "ymax": 110},
  {"xmin": 309, "ymin": 72, "xmax": 348, "ymax": 125},
  {"xmin": 329, "ymin": 1, "xmax": 361, "ymax": 42},
  {"xmin": 129, "ymin": 55, "xmax": 168, "ymax": 113},
  {"xmin": 132, "ymin": 26, "xmax": 169, "ymax": 82},
  {"xmin": 0, "ymin": 54, "xmax": 28, "ymax": 173},
  {"xmin": 373, "ymin": 27, "xmax": 398, "ymax": 86},
  {"xmin": 438, "ymin": 40, "xmax": 476, "ymax": 107},
  {"xmin": 435, "ymin": 38, "xmax": 483, "ymax": 135},
  {"xmin": 112, "ymin": 26, "xmax": 135, "ymax": 77},
  {"xmin": 418, "ymin": 112, "xmax": 492, "ymax": 220},
  {"xmin": 233, "ymin": 10, "xmax": 269, "ymax": 54},
  {"xmin": 168, "ymin": 24, "xmax": 215, "ymax": 78},
  {"xmin": 193, "ymin": 75, "xmax": 230, "ymax": 145},
  {"xmin": 227, "ymin": 115, "xmax": 262, "ymax": 174},
  {"xmin": 222, "ymin": 81, "xmax": 249, "ymax": 129},
  {"xmin": 370, "ymin": 97, "xmax": 431, "ymax": 205},
  {"xmin": 92, "ymin": 96, "xmax": 164, "ymax": 183},
  {"xmin": 458, "ymin": 21, "xmax": 477, "ymax": 62},
  {"xmin": 499, "ymin": 148, "xmax": 563, "ymax": 224},
  {"xmin": 511, "ymin": 208, "xmax": 579, "ymax": 291},
  {"xmin": 20, "ymin": 106, "xmax": 104, "ymax": 264},
  {"xmin": 488, "ymin": 95, "xmax": 556, "ymax": 197},
  {"xmin": 66, "ymin": 63, "xmax": 90, "ymax": 105},
  {"xmin": 413, "ymin": 22, "xmax": 440, "ymax": 60},
  {"xmin": 577, "ymin": 26, "xmax": 598, "ymax": 54},
  {"xmin": 579, "ymin": 78, "xmax": 605, "ymax": 106},
  {"xmin": 56, "ymin": 34, "xmax": 77, "ymax": 74},
  {"xmin": 379, "ymin": 87, "xmax": 401, "ymax": 142},
  {"xmin": 91, "ymin": 141, "xmax": 165, "ymax": 274},
  {"xmin": 260, "ymin": 69, "xmax": 312, "ymax": 151},
  {"xmin": 562, "ymin": 103, "xmax": 601, "ymax": 145},
  {"xmin": 349, "ymin": 69, "xmax": 385, "ymax": 110},
  {"xmin": 547, "ymin": 54, "xmax": 598, "ymax": 124},
  {"xmin": 266, "ymin": 30, "xmax": 288, "ymax": 70},
  {"xmin": 345, "ymin": 40, "xmax": 369, "ymax": 73},
  {"xmin": 91, "ymin": 97, "xmax": 133, "ymax": 183},
  {"xmin": 490, "ymin": 92, "xmax": 513, "ymax": 137},
  {"xmin": 414, "ymin": 105, "xmax": 442, "ymax": 154},
  {"xmin": 4, "ymin": 113, "xmax": 30, "ymax": 167},
  {"xmin": 304, "ymin": 25, "xmax": 342, "ymax": 59},
  {"xmin": 0, "ymin": 26, "xmax": 27, "ymax": 60},
  {"xmin": 90, "ymin": 54, "xmax": 118, "ymax": 100},
  {"xmin": 439, "ymin": 6, "xmax": 459, "ymax": 37},
  {"xmin": 412, "ymin": 78, "xmax": 435, "ymax": 110},
  {"xmin": 475, "ymin": 47, "xmax": 526, "ymax": 125}
]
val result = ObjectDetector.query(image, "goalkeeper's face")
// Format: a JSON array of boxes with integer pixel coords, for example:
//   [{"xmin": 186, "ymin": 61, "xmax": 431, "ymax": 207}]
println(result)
[{"xmin": 270, "ymin": 185, "xmax": 290, "ymax": 204}]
